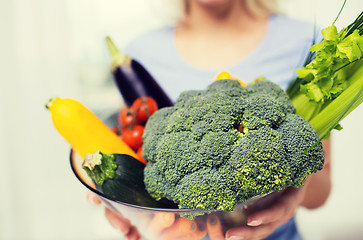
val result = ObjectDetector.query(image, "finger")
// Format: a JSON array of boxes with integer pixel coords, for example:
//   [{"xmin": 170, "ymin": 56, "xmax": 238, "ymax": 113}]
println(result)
[
  {"xmin": 126, "ymin": 226, "xmax": 141, "ymax": 240},
  {"xmin": 105, "ymin": 208, "xmax": 132, "ymax": 235},
  {"xmin": 87, "ymin": 191, "xmax": 102, "ymax": 205},
  {"xmin": 247, "ymin": 188, "xmax": 303, "ymax": 226},
  {"xmin": 226, "ymin": 222, "xmax": 279, "ymax": 240},
  {"xmin": 247, "ymin": 201, "xmax": 289, "ymax": 227},
  {"xmin": 206, "ymin": 213, "xmax": 225, "ymax": 240}
]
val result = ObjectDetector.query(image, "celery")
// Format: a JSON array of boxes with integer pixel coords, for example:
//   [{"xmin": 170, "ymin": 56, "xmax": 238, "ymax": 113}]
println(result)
[
  {"xmin": 287, "ymin": 11, "xmax": 363, "ymax": 139},
  {"xmin": 310, "ymin": 68, "xmax": 363, "ymax": 138}
]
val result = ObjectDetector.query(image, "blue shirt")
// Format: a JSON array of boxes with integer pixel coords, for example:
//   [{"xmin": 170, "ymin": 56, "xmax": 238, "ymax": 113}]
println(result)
[
  {"xmin": 124, "ymin": 15, "xmax": 318, "ymax": 240},
  {"xmin": 125, "ymin": 15, "xmax": 319, "ymax": 102}
]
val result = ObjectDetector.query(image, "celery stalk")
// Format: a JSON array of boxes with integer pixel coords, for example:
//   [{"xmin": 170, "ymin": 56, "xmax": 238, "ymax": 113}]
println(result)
[
  {"xmin": 309, "ymin": 64, "xmax": 363, "ymax": 137},
  {"xmin": 288, "ymin": 11, "xmax": 363, "ymax": 140}
]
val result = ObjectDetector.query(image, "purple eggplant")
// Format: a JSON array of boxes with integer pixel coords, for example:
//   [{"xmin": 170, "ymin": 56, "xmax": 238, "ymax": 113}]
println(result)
[{"xmin": 106, "ymin": 37, "xmax": 174, "ymax": 108}]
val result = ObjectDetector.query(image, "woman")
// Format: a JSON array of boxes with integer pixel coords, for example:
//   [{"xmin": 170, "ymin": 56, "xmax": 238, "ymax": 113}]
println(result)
[{"xmin": 89, "ymin": 0, "xmax": 331, "ymax": 239}]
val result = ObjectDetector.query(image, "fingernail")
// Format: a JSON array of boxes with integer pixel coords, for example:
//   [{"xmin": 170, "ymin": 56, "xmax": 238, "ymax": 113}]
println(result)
[
  {"xmin": 227, "ymin": 236, "xmax": 244, "ymax": 240},
  {"xmin": 87, "ymin": 193, "xmax": 101, "ymax": 205},
  {"xmin": 209, "ymin": 215, "xmax": 218, "ymax": 225},
  {"xmin": 118, "ymin": 225, "xmax": 129, "ymax": 235},
  {"xmin": 111, "ymin": 218, "xmax": 128, "ymax": 234},
  {"xmin": 248, "ymin": 219, "xmax": 262, "ymax": 226}
]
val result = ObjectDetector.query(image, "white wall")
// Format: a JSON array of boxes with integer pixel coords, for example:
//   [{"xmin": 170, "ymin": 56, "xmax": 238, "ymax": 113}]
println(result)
[{"xmin": 0, "ymin": 0, "xmax": 362, "ymax": 239}]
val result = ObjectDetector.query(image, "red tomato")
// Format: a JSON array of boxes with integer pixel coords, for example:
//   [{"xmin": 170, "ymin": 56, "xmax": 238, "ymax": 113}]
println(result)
[
  {"xmin": 132, "ymin": 96, "xmax": 158, "ymax": 124},
  {"xmin": 118, "ymin": 107, "xmax": 137, "ymax": 127},
  {"xmin": 121, "ymin": 125, "xmax": 144, "ymax": 151},
  {"xmin": 111, "ymin": 126, "xmax": 122, "ymax": 136},
  {"xmin": 136, "ymin": 147, "xmax": 147, "ymax": 164}
]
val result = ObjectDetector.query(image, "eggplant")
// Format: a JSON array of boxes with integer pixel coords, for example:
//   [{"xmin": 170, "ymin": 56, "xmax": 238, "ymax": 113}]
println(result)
[
  {"xmin": 106, "ymin": 37, "xmax": 174, "ymax": 108},
  {"xmin": 82, "ymin": 151, "xmax": 176, "ymax": 208}
]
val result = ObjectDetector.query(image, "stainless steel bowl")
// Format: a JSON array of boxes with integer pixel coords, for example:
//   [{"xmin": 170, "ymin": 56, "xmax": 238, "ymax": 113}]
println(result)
[{"xmin": 69, "ymin": 111, "xmax": 283, "ymax": 240}]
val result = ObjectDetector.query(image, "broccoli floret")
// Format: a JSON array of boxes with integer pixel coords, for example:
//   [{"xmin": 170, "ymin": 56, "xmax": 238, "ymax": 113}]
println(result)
[
  {"xmin": 143, "ymin": 79, "xmax": 325, "ymax": 212},
  {"xmin": 229, "ymin": 127, "xmax": 293, "ymax": 201},
  {"xmin": 277, "ymin": 114, "xmax": 325, "ymax": 185},
  {"xmin": 172, "ymin": 167, "xmax": 238, "ymax": 211},
  {"xmin": 142, "ymin": 107, "xmax": 175, "ymax": 162},
  {"xmin": 242, "ymin": 95, "xmax": 286, "ymax": 130},
  {"xmin": 247, "ymin": 79, "xmax": 296, "ymax": 114},
  {"xmin": 174, "ymin": 90, "xmax": 205, "ymax": 108},
  {"xmin": 207, "ymin": 78, "xmax": 244, "ymax": 91},
  {"xmin": 199, "ymin": 130, "xmax": 241, "ymax": 167},
  {"xmin": 165, "ymin": 106, "xmax": 209, "ymax": 133},
  {"xmin": 143, "ymin": 162, "xmax": 174, "ymax": 200},
  {"xmin": 155, "ymin": 131, "xmax": 202, "ymax": 185}
]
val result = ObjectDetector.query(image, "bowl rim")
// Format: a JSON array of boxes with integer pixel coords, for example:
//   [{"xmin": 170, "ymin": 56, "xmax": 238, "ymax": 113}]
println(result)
[
  {"xmin": 70, "ymin": 149, "xmax": 279, "ymax": 214},
  {"xmin": 70, "ymin": 149, "xmax": 221, "ymax": 213}
]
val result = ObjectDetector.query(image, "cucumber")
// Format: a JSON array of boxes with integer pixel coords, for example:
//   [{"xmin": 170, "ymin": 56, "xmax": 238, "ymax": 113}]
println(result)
[{"xmin": 83, "ymin": 151, "xmax": 175, "ymax": 208}]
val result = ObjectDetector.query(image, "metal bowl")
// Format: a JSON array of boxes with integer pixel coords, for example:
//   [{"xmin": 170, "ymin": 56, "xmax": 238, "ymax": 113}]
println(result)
[{"xmin": 69, "ymin": 111, "xmax": 283, "ymax": 240}]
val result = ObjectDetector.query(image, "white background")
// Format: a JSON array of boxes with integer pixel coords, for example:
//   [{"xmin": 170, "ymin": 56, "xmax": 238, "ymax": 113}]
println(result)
[{"xmin": 0, "ymin": 0, "xmax": 362, "ymax": 239}]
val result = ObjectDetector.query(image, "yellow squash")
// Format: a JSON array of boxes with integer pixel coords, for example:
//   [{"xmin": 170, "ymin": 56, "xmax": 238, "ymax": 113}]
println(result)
[{"xmin": 46, "ymin": 97, "xmax": 140, "ymax": 160}]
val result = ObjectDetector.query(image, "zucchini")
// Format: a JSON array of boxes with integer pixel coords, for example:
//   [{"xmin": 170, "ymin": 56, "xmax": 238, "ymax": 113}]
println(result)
[
  {"xmin": 83, "ymin": 151, "xmax": 176, "ymax": 208},
  {"xmin": 45, "ymin": 97, "xmax": 140, "ymax": 160},
  {"xmin": 105, "ymin": 37, "xmax": 174, "ymax": 108}
]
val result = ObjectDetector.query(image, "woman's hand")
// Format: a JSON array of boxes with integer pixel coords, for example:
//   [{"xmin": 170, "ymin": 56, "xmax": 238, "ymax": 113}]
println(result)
[
  {"xmin": 225, "ymin": 185, "xmax": 308, "ymax": 240},
  {"xmin": 87, "ymin": 191, "xmax": 141, "ymax": 240},
  {"xmin": 104, "ymin": 208, "xmax": 141, "ymax": 240},
  {"xmin": 225, "ymin": 139, "xmax": 331, "ymax": 240}
]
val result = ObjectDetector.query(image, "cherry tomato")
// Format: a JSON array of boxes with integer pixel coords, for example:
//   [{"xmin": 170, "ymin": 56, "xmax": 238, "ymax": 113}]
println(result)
[
  {"xmin": 132, "ymin": 96, "xmax": 158, "ymax": 124},
  {"xmin": 136, "ymin": 147, "xmax": 147, "ymax": 164},
  {"xmin": 121, "ymin": 125, "xmax": 144, "ymax": 151},
  {"xmin": 111, "ymin": 126, "xmax": 122, "ymax": 136},
  {"xmin": 215, "ymin": 71, "xmax": 232, "ymax": 80},
  {"xmin": 118, "ymin": 107, "xmax": 137, "ymax": 127}
]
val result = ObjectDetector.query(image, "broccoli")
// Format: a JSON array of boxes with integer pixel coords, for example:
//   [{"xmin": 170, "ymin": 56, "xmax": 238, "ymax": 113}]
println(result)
[{"xmin": 142, "ymin": 79, "xmax": 325, "ymax": 211}]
